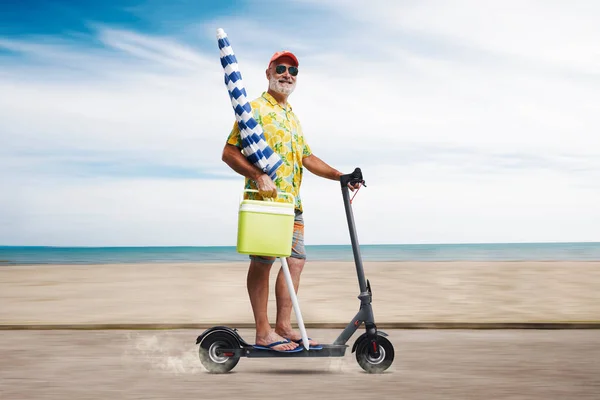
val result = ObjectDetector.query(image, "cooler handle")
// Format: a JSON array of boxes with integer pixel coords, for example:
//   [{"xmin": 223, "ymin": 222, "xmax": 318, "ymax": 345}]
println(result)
[{"xmin": 240, "ymin": 189, "xmax": 295, "ymax": 205}]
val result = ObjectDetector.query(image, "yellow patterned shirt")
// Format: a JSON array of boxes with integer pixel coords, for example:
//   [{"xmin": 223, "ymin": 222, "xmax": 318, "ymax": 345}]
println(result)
[{"xmin": 226, "ymin": 91, "xmax": 312, "ymax": 212}]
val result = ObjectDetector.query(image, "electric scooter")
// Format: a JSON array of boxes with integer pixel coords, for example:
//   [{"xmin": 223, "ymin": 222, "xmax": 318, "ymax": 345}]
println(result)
[{"xmin": 195, "ymin": 168, "xmax": 395, "ymax": 373}]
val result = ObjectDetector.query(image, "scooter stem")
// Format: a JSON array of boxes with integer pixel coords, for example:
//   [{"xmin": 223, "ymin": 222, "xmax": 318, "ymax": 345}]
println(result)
[
  {"xmin": 279, "ymin": 256, "xmax": 310, "ymax": 350},
  {"xmin": 340, "ymin": 168, "xmax": 368, "ymax": 294}
]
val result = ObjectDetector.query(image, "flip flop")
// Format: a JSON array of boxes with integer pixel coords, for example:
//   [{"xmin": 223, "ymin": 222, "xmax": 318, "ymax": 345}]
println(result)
[
  {"xmin": 290, "ymin": 337, "xmax": 323, "ymax": 350},
  {"xmin": 253, "ymin": 339, "xmax": 304, "ymax": 353}
]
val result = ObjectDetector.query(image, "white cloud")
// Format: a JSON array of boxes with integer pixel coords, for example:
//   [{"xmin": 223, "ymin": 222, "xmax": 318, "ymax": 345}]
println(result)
[
  {"xmin": 0, "ymin": 176, "xmax": 240, "ymax": 246},
  {"xmin": 1, "ymin": 2, "xmax": 599, "ymax": 246},
  {"xmin": 289, "ymin": 0, "xmax": 600, "ymax": 153},
  {"xmin": 294, "ymin": 0, "xmax": 600, "ymax": 72}
]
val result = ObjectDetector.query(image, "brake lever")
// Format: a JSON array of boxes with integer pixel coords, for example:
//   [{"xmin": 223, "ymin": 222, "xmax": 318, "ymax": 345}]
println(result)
[{"xmin": 349, "ymin": 179, "xmax": 366, "ymax": 188}]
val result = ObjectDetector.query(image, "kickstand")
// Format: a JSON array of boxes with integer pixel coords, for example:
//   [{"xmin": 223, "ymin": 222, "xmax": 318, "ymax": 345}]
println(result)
[{"xmin": 279, "ymin": 257, "xmax": 310, "ymax": 350}]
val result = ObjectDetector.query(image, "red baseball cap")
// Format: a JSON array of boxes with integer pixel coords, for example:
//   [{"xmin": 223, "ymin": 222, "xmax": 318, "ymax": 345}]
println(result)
[{"xmin": 269, "ymin": 50, "xmax": 299, "ymax": 67}]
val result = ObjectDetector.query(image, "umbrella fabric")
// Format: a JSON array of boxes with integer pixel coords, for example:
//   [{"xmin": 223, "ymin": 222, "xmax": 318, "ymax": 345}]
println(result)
[{"xmin": 216, "ymin": 28, "xmax": 282, "ymax": 180}]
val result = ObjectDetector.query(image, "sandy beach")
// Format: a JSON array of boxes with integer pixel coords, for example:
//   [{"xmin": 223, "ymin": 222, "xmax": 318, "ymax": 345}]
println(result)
[{"xmin": 1, "ymin": 261, "xmax": 599, "ymax": 327}]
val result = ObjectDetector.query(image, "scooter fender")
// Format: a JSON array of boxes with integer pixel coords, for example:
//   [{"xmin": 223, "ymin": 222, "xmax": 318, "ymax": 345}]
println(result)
[
  {"xmin": 351, "ymin": 330, "xmax": 389, "ymax": 353},
  {"xmin": 195, "ymin": 326, "xmax": 249, "ymax": 347}
]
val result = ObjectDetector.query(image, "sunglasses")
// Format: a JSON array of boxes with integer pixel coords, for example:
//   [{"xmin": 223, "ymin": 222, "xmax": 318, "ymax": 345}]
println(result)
[{"xmin": 275, "ymin": 64, "xmax": 298, "ymax": 76}]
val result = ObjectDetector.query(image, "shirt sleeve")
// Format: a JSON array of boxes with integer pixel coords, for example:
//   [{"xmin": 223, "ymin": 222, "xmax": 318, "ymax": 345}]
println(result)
[
  {"xmin": 303, "ymin": 140, "xmax": 312, "ymax": 157},
  {"xmin": 226, "ymin": 120, "xmax": 242, "ymax": 148}
]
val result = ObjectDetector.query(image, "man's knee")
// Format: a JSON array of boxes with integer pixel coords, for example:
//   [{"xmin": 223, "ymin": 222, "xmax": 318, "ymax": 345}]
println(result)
[{"xmin": 286, "ymin": 256, "xmax": 305, "ymax": 273}]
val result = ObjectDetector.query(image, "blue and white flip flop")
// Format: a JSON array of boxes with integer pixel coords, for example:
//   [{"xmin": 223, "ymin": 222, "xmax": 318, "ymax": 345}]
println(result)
[
  {"xmin": 253, "ymin": 339, "xmax": 304, "ymax": 353},
  {"xmin": 291, "ymin": 337, "xmax": 323, "ymax": 350}
]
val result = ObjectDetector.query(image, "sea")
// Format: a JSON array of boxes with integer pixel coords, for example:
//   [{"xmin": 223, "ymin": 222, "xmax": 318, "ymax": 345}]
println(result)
[{"xmin": 0, "ymin": 242, "xmax": 599, "ymax": 265}]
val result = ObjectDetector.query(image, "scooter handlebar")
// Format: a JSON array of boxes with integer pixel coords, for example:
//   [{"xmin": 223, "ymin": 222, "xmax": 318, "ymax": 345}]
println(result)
[{"xmin": 340, "ymin": 167, "xmax": 366, "ymax": 188}]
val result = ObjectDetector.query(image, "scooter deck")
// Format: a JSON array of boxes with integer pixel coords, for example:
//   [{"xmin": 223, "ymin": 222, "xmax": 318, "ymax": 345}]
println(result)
[{"xmin": 218, "ymin": 344, "xmax": 348, "ymax": 358}]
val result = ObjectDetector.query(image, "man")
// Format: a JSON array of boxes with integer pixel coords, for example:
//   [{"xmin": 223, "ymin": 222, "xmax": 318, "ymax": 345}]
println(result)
[{"xmin": 222, "ymin": 50, "xmax": 358, "ymax": 352}]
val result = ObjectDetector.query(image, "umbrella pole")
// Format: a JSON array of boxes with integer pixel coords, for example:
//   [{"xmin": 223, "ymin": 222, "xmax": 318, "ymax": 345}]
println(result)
[{"xmin": 279, "ymin": 257, "xmax": 310, "ymax": 350}]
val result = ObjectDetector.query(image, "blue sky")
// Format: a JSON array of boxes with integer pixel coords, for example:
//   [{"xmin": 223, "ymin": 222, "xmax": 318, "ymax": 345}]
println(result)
[
  {"xmin": 0, "ymin": 1, "xmax": 255, "ymax": 36},
  {"xmin": 1, "ymin": 0, "xmax": 599, "ymax": 246}
]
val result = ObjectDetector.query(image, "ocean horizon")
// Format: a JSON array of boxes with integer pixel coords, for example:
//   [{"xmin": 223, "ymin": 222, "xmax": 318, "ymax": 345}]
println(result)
[{"xmin": 1, "ymin": 242, "xmax": 599, "ymax": 265}]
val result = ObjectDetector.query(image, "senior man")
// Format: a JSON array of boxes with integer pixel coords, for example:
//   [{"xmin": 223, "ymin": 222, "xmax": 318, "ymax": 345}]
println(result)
[{"xmin": 222, "ymin": 50, "xmax": 358, "ymax": 352}]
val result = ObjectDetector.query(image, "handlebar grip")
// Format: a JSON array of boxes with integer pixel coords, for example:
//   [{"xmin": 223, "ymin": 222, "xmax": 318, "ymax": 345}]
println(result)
[{"xmin": 340, "ymin": 167, "xmax": 366, "ymax": 187}]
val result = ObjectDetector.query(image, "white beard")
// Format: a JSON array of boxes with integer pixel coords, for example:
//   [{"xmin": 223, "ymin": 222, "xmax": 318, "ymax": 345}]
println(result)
[{"xmin": 269, "ymin": 76, "xmax": 296, "ymax": 95}]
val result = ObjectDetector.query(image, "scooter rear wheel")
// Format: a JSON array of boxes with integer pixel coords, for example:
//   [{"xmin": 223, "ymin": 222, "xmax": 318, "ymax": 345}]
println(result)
[
  {"xmin": 198, "ymin": 331, "xmax": 240, "ymax": 374},
  {"xmin": 355, "ymin": 335, "xmax": 394, "ymax": 373}
]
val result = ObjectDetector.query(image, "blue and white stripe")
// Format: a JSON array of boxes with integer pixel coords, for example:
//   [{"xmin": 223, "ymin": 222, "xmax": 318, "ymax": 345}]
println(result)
[{"xmin": 216, "ymin": 28, "xmax": 282, "ymax": 180}]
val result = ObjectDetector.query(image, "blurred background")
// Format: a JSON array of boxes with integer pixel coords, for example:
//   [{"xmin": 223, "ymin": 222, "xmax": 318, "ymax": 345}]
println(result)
[{"xmin": 1, "ymin": 1, "xmax": 599, "ymax": 399}]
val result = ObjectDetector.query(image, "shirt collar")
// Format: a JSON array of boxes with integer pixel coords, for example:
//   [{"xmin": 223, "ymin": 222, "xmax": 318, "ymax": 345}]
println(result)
[{"xmin": 262, "ymin": 91, "xmax": 293, "ymax": 112}]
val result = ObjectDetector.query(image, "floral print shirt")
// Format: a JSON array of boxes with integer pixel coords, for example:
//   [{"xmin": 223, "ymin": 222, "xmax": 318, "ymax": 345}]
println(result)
[{"xmin": 227, "ymin": 91, "xmax": 312, "ymax": 212}]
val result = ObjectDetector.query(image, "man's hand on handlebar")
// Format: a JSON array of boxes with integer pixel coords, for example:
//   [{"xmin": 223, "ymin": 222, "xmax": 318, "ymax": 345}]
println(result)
[
  {"xmin": 347, "ymin": 181, "xmax": 362, "ymax": 191},
  {"xmin": 339, "ymin": 168, "xmax": 366, "ymax": 191}
]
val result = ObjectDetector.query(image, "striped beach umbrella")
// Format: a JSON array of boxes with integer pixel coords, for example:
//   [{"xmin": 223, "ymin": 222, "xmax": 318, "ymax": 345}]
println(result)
[{"xmin": 216, "ymin": 28, "xmax": 282, "ymax": 180}]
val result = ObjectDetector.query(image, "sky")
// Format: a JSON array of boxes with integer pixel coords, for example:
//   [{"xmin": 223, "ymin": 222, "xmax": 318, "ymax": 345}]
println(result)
[{"xmin": 1, "ymin": 0, "xmax": 599, "ymax": 246}]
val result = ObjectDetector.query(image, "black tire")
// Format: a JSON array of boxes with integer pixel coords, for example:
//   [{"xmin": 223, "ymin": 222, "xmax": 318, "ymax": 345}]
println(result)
[
  {"xmin": 198, "ymin": 331, "xmax": 241, "ymax": 374},
  {"xmin": 355, "ymin": 335, "xmax": 394, "ymax": 374}
]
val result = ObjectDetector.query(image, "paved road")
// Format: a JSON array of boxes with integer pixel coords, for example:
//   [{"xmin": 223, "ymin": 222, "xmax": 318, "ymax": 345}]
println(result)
[{"xmin": 1, "ymin": 329, "xmax": 599, "ymax": 399}]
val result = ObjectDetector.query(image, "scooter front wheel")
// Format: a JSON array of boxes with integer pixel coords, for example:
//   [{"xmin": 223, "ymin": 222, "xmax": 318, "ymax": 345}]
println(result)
[
  {"xmin": 355, "ymin": 335, "xmax": 394, "ymax": 373},
  {"xmin": 198, "ymin": 331, "xmax": 240, "ymax": 374}
]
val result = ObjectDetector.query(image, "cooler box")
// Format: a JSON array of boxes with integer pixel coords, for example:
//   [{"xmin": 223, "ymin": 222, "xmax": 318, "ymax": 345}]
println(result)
[{"xmin": 236, "ymin": 189, "xmax": 295, "ymax": 257}]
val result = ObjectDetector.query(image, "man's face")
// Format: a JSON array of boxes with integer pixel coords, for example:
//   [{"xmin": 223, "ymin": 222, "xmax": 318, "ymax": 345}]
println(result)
[{"xmin": 267, "ymin": 56, "xmax": 297, "ymax": 96}]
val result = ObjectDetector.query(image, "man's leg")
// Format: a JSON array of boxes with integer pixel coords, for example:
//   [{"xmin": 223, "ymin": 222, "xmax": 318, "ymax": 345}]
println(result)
[
  {"xmin": 247, "ymin": 256, "xmax": 298, "ymax": 351},
  {"xmin": 274, "ymin": 212, "xmax": 319, "ymax": 346}
]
